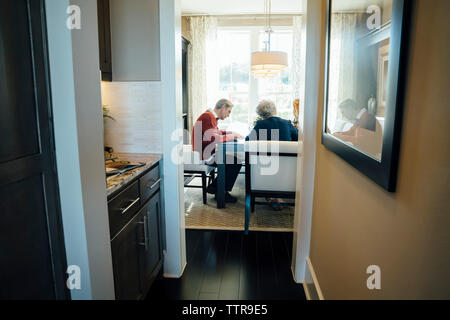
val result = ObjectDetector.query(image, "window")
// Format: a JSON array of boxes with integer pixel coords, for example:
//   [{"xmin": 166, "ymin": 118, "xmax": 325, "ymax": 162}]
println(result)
[
  {"xmin": 216, "ymin": 31, "xmax": 251, "ymax": 133},
  {"xmin": 208, "ymin": 27, "xmax": 295, "ymax": 135},
  {"xmin": 257, "ymin": 30, "xmax": 293, "ymax": 122}
]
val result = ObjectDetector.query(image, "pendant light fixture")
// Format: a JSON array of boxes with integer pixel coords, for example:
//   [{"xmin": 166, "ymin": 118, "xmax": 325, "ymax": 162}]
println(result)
[{"xmin": 251, "ymin": 0, "xmax": 288, "ymax": 78}]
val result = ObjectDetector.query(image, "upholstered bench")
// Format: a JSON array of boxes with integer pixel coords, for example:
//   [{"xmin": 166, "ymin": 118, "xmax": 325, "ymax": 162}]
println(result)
[{"xmin": 244, "ymin": 141, "xmax": 302, "ymax": 234}]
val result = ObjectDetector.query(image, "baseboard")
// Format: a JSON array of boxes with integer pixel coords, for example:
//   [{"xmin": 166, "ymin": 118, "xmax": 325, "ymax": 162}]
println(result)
[
  {"xmin": 291, "ymin": 263, "xmax": 319, "ymax": 300},
  {"xmin": 305, "ymin": 257, "xmax": 324, "ymax": 300},
  {"xmin": 290, "ymin": 265, "xmax": 301, "ymax": 283},
  {"xmin": 163, "ymin": 261, "xmax": 187, "ymax": 279},
  {"xmin": 303, "ymin": 282, "xmax": 312, "ymax": 300}
]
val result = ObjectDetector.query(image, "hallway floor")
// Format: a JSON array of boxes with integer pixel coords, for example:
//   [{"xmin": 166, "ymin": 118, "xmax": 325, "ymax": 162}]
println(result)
[{"xmin": 146, "ymin": 229, "xmax": 306, "ymax": 300}]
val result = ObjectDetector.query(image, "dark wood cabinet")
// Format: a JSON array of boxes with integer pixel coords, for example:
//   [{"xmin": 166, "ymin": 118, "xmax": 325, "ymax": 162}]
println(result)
[
  {"xmin": 108, "ymin": 180, "xmax": 140, "ymax": 239},
  {"xmin": 0, "ymin": 0, "xmax": 68, "ymax": 299},
  {"xmin": 111, "ymin": 210, "xmax": 142, "ymax": 300},
  {"xmin": 138, "ymin": 193, "xmax": 163, "ymax": 295},
  {"xmin": 108, "ymin": 163, "xmax": 163, "ymax": 300},
  {"xmin": 97, "ymin": 0, "xmax": 112, "ymax": 81},
  {"xmin": 139, "ymin": 165, "xmax": 161, "ymax": 203}
]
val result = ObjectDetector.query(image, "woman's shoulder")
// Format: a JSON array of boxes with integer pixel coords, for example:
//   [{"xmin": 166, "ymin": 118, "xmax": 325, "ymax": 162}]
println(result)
[
  {"xmin": 273, "ymin": 117, "xmax": 293, "ymax": 126},
  {"xmin": 255, "ymin": 118, "xmax": 270, "ymax": 125}
]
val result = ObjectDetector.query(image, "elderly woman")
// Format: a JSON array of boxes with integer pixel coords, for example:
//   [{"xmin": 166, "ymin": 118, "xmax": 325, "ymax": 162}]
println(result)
[
  {"xmin": 247, "ymin": 100, "xmax": 298, "ymax": 210},
  {"xmin": 247, "ymin": 100, "xmax": 298, "ymax": 141}
]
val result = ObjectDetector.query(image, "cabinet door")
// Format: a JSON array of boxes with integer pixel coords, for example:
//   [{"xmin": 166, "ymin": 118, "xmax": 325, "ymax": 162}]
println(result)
[
  {"xmin": 97, "ymin": 0, "xmax": 112, "ymax": 81},
  {"xmin": 111, "ymin": 211, "xmax": 143, "ymax": 300},
  {"xmin": 139, "ymin": 192, "xmax": 162, "ymax": 294},
  {"xmin": 0, "ymin": 0, "xmax": 68, "ymax": 299}
]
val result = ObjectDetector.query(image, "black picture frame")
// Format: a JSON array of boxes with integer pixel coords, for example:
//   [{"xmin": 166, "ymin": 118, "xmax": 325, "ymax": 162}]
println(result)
[{"xmin": 322, "ymin": 0, "xmax": 412, "ymax": 192}]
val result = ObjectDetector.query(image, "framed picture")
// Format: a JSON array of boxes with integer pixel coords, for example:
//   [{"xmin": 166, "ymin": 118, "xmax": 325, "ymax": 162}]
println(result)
[{"xmin": 322, "ymin": 0, "xmax": 412, "ymax": 192}]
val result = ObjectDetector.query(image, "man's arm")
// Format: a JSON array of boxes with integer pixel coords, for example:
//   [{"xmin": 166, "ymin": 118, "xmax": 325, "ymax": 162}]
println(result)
[{"xmin": 217, "ymin": 132, "xmax": 239, "ymax": 143}]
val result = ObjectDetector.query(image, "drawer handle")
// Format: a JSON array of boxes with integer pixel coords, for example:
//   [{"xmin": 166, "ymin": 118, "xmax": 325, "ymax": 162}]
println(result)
[
  {"xmin": 146, "ymin": 178, "xmax": 161, "ymax": 190},
  {"xmin": 120, "ymin": 197, "xmax": 140, "ymax": 215},
  {"xmin": 138, "ymin": 214, "xmax": 149, "ymax": 251}
]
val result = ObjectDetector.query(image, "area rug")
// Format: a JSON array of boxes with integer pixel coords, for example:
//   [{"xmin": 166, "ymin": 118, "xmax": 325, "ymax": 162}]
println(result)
[{"xmin": 184, "ymin": 176, "xmax": 294, "ymax": 232}]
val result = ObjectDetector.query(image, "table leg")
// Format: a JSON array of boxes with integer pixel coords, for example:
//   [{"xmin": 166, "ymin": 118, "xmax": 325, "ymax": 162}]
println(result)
[{"xmin": 217, "ymin": 144, "xmax": 226, "ymax": 209}]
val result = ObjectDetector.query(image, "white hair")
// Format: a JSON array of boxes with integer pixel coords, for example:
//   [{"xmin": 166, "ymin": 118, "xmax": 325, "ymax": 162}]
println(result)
[
  {"xmin": 215, "ymin": 99, "xmax": 233, "ymax": 110},
  {"xmin": 256, "ymin": 100, "xmax": 277, "ymax": 119}
]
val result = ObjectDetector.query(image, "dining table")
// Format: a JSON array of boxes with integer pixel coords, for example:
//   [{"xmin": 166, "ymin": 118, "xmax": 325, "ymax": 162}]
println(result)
[{"xmin": 216, "ymin": 140, "xmax": 245, "ymax": 209}]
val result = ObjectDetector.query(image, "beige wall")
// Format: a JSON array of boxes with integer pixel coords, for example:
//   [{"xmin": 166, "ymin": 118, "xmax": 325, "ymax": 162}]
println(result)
[{"xmin": 310, "ymin": 0, "xmax": 450, "ymax": 299}]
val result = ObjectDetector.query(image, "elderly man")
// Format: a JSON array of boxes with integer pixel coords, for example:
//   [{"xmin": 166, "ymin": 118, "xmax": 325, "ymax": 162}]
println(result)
[
  {"xmin": 192, "ymin": 99, "xmax": 243, "ymax": 203},
  {"xmin": 247, "ymin": 100, "xmax": 298, "ymax": 142}
]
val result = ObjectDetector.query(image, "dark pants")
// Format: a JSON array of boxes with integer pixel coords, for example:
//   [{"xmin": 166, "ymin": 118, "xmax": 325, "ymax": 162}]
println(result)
[{"xmin": 209, "ymin": 155, "xmax": 242, "ymax": 192}]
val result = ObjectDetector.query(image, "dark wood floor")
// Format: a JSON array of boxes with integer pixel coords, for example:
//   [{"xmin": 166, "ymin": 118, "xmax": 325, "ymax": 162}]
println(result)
[{"xmin": 146, "ymin": 230, "xmax": 306, "ymax": 300}]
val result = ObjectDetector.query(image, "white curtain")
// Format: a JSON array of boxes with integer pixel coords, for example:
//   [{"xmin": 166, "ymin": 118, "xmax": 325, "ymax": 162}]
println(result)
[
  {"xmin": 292, "ymin": 15, "xmax": 307, "ymax": 134},
  {"xmin": 188, "ymin": 16, "xmax": 218, "ymax": 130},
  {"xmin": 327, "ymin": 13, "xmax": 358, "ymax": 131}
]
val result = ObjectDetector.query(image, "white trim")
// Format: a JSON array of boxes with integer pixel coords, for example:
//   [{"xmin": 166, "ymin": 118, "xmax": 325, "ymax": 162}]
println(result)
[
  {"xmin": 291, "ymin": 265, "xmax": 301, "ymax": 283},
  {"xmin": 303, "ymin": 282, "xmax": 312, "ymax": 300},
  {"xmin": 163, "ymin": 261, "xmax": 187, "ymax": 279},
  {"xmin": 306, "ymin": 258, "xmax": 325, "ymax": 300}
]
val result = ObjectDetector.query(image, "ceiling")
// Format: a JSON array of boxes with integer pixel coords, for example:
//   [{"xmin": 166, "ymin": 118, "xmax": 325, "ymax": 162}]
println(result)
[
  {"xmin": 181, "ymin": 0, "xmax": 391, "ymax": 15},
  {"xmin": 332, "ymin": 0, "xmax": 388, "ymax": 11},
  {"xmin": 181, "ymin": 0, "xmax": 306, "ymax": 15}
]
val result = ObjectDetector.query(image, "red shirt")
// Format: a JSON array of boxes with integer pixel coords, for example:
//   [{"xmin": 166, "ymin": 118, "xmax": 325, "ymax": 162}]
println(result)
[{"xmin": 192, "ymin": 110, "xmax": 234, "ymax": 160}]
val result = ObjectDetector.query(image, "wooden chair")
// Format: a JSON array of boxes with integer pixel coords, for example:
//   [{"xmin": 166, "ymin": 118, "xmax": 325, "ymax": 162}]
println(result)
[{"xmin": 183, "ymin": 145, "xmax": 215, "ymax": 205}]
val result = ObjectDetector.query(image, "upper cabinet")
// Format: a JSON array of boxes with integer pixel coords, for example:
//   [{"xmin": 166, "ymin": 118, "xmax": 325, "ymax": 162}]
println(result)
[
  {"xmin": 96, "ymin": 0, "xmax": 161, "ymax": 82},
  {"xmin": 108, "ymin": 0, "xmax": 161, "ymax": 81},
  {"xmin": 97, "ymin": 0, "xmax": 112, "ymax": 81}
]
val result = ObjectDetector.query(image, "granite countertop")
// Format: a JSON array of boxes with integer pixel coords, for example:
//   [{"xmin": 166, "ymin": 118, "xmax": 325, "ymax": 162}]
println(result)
[{"xmin": 106, "ymin": 153, "xmax": 162, "ymax": 198}]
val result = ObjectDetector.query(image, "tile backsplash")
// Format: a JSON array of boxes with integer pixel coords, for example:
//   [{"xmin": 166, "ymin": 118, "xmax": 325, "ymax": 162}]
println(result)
[{"xmin": 101, "ymin": 81, "xmax": 162, "ymax": 154}]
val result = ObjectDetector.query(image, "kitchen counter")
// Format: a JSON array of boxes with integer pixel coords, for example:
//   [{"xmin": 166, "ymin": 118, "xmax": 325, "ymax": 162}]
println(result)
[{"xmin": 106, "ymin": 153, "xmax": 162, "ymax": 198}]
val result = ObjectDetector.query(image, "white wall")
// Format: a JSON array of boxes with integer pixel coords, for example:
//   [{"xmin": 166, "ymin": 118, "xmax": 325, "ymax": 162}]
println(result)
[
  {"xmin": 101, "ymin": 81, "xmax": 162, "ymax": 153},
  {"xmin": 110, "ymin": 0, "xmax": 161, "ymax": 81},
  {"xmin": 292, "ymin": 0, "xmax": 323, "ymax": 283},
  {"xmin": 46, "ymin": 0, "xmax": 115, "ymax": 299},
  {"xmin": 159, "ymin": 0, "xmax": 187, "ymax": 277}
]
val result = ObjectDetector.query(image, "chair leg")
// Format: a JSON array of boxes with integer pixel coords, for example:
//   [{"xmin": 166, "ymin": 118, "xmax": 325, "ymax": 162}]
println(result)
[
  {"xmin": 251, "ymin": 196, "xmax": 255, "ymax": 213},
  {"xmin": 202, "ymin": 173, "xmax": 207, "ymax": 205},
  {"xmin": 245, "ymin": 194, "xmax": 251, "ymax": 235},
  {"xmin": 208, "ymin": 173, "xmax": 212, "ymax": 186}
]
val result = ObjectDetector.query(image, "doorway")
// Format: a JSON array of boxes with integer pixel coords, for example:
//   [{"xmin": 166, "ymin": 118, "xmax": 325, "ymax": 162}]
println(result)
[{"xmin": 181, "ymin": 9, "xmax": 306, "ymax": 233}]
